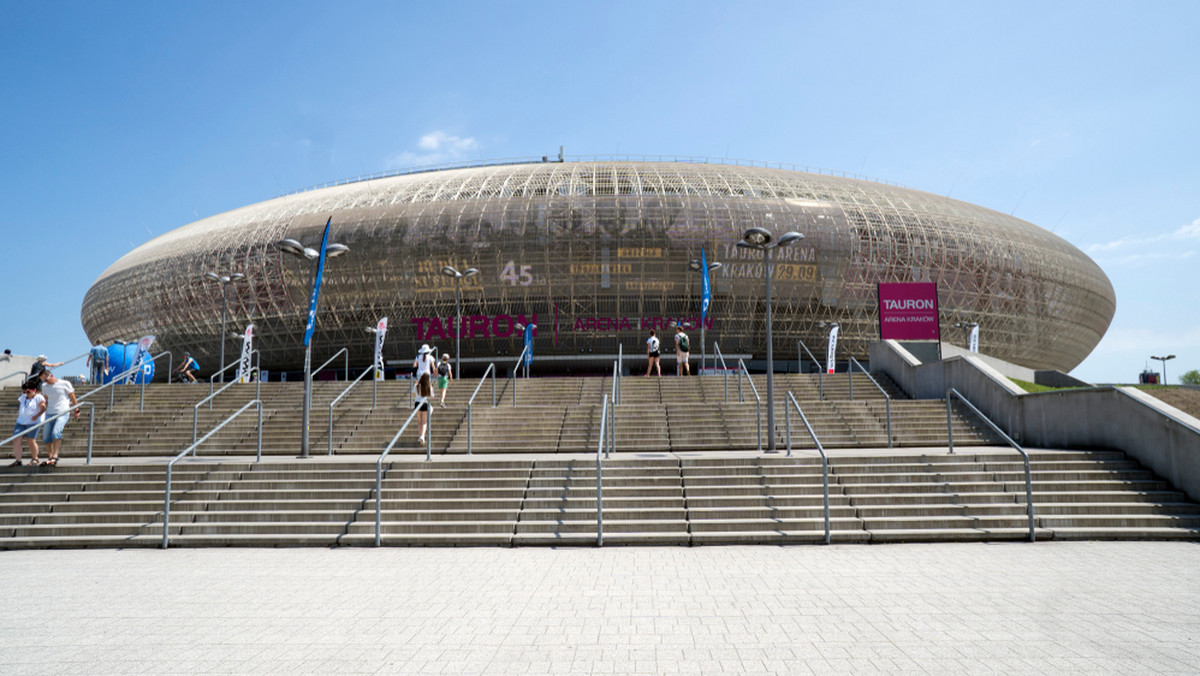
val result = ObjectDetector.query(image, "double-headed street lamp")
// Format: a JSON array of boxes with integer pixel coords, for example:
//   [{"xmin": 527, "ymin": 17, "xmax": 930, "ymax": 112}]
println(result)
[
  {"xmin": 277, "ymin": 236, "xmax": 351, "ymax": 458},
  {"xmin": 954, "ymin": 321, "xmax": 979, "ymax": 352},
  {"xmin": 202, "ymin": 271, "xmax": 246, "ymax": 380},
  {"xmin": 737, "ymin": 225, "xmax": 805, "ymax": 452},
  {"xmin": 441, "ymin": 266, "xmax": 479, "ymax": 379},
  {"xmin": 1151, "ymin": 354, "xmax": 1176, "ymax": 384},
  {"xmin": 687, "ymin": 258, "xmax": 723, "ymax": 373}
]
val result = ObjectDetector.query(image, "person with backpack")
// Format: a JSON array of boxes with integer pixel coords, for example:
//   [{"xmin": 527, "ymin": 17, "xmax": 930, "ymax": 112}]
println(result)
[
  {"xmin": 674, "ymin": 325, "xmax": 691, "ymax": 376},
  {"xmin": 645, "ymin": 329, "xmax": 661, "ymax": 377},
  {"xmin": 436, "ymin": 354, "xmax": 453, "ymax": 407}
]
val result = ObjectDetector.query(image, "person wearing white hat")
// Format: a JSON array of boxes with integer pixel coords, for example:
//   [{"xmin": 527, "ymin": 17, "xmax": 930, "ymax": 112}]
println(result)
[{"xmin": 412, "ymin": 344, "xmax": 436, "ymax": 380}]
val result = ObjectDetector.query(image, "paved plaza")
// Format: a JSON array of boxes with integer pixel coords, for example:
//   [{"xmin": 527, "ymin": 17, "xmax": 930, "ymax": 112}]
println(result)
[{"xmin": 1, "ymin": 541, "xmax": 1198, "ymax": 674}]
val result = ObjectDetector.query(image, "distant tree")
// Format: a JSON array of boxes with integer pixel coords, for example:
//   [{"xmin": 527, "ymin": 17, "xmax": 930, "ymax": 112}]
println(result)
[{"xmin": 1181, "ymin": 369, "xmax": 1200, "ymax": 385}]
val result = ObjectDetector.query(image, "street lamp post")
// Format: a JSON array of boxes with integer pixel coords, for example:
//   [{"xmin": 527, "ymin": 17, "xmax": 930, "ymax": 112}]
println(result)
[
  {"xmin": 737, "ymin": 225, "xmax": 805, "ymax": 452},
  {"xmin": 202, "ymin": 272, "xmax": 246, "ymax": 381},
  {"xmin": 441, "ymin": 266, "xmax": 479, "ymax": 379},
  {"xmin": 277, "ymin": 237, "xmax": 350, "ymax": 458},
  {"xmin": 688, "ymin": 258, "xmax": 723, "ymax": 373},
  {"xmin": 1151, "ymin": 354, "xmax": 1176, "ymax": 384}
]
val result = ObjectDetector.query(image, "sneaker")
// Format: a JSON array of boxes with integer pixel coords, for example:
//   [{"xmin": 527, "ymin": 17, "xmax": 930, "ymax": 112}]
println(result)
[
  {"xmin": 417, "ymin": 437, "xmax": 425, "ymax": 444},
  {"xmin": 439, "ymin": 402, "xmax": 446, "ymax": 408}
]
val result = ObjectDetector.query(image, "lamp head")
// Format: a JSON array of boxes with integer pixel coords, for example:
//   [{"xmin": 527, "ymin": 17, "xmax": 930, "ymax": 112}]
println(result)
[
  {"xmin": 325, "ymin": 243, "xmax": 350, "ymax": 258},
  {"xmin": 229, "ymin": 273, "xmax": 246, "ymax": 282},
  {"xmin": 742, "ymin": 227, "xmax": 772, "ymax": 247},
  {"xmin": 463, "ymin": 267, "xmax": 479, "ymax": 277},
  {"xmin": 203, "ymin": 272, "xmax": 221, "ymax": 282},
  {"xmin": 441, "ymin": 266, "xmax": 460, "ymax": 278},
  {"xmin": 777, "ymin": 231, "xmax": 805, "ymax": 247},
  {"xmin": 708, "ymin": 261, "xmax": 724, "ymax": 271},
  {"xmin": 688, "ymin": 260, "xmax": 701, "ymax": 271},
  {"xmin": 276, "ymin": 238, "xmax": 306, "ymax": 258}
]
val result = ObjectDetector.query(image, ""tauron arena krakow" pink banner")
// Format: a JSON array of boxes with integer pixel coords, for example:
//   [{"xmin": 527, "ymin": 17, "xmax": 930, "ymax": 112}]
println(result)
[{"xmin": 877, "ymin": 282, "xmax": 940, "ymax": 340}]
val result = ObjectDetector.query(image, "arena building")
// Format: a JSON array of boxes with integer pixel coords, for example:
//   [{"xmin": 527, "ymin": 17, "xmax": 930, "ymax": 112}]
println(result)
[{"xmin": 81, "ymin": 157, "xmax": 1115, "ymax": 376}]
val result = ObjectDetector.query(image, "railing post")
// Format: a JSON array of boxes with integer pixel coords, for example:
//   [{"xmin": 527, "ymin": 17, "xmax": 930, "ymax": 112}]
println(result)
[
  {"xmin": 425, "ymin": 405, "xmax": 433, "ymax": 462},
  {"xmin": 467, "ymin": 404, "xmax": 473, "ymax": 455},
  {"xmin": 785, "ymin": 399, "xmax": 791, "ymax": 457},
  {"xmin": 597, "ymin": 394, "xmax": 606, "ymax": 547},
  {"xmin": 256, "ymin": 401, "xmax": 263, "ymax": 462},
  {"xmin": 84, "ymin": 403, "xmax": 94, "ymax": 465},
  {"xmin": 946, "ymin": 394, "xmax": 955, "ymax": 454},
  {"xmin": 162, "ymin": 464, "xmax": 173, "ymax": 549}
]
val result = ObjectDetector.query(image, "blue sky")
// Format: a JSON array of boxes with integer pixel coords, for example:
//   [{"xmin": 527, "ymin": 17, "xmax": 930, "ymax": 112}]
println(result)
[{"xmin": 1, "ymin": 1, "xmax": 1196, "ymax": 384}]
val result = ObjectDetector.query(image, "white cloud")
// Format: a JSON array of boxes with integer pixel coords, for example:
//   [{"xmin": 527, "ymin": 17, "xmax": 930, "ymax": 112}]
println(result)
[
  {"xmin": 1085, "ymin": 217, "xmax": 1200, "ymax": 264},
  {"xmin": 386, "ymin": 131, "xmax": 479, "ymax": 169}
]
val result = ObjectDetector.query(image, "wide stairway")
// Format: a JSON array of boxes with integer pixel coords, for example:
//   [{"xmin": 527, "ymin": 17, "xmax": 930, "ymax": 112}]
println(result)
[
  {"xmin": 1, "ymin": 374, "xmax": 1198, "ymax": 547},
  {"xmin": 1, "ymin": 450, "xmax": 1198, "ymax": 548}
]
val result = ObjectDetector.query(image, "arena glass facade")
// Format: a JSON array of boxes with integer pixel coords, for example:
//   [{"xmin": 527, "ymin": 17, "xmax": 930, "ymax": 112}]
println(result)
[{"xmin": 81, "ymin": 159, "xmax": 1116, "ymax": 377}]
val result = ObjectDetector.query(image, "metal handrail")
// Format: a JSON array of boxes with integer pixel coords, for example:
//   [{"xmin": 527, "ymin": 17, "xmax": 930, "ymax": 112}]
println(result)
[
  {"xmin": 466, "ymin": 363, "xmax": 497, "ymax": 455},
  {"xmin": 78, "ymin": 351, "xmax": 173, "ymax": 412},
  {"xmin": 162, "ymin": 399, "xmax": 263, "ymax": 548},
  {"xmin": 713, "ymin": 341, "xmax": 730, "ymax": 403},
  {"xmin": 509, "ymin": 344, "xmax": 530, "ymax": 406},
  {"xmin": 616, "ymin": 343, "xmax": 622, "ymax": 405},
  {"xmin": 194, "ymin": 375, "xmax": 261, "ymax": 443},
  {"xmin": 327, "ymin": 365, "xmax": 379, "ymax": 455},
  {"xmin": 0, "ymin": 401, "xmax": 96, "ymax": 464},
  {"xmin": 597, "ymin": 393, "xmax": 607, "ymax": 547},
  {"xmin": 848, "ymin": 357, "xmax": 892, "ymax": 448},
  {"xmin": 606, "ymin": 361, "xmax": 618, "ymax": 458},
  {"xmin": 784, "ymin": 391, "xmax": 831, "ymax": 544},
  {"xmin": 313, "ymin": 346, "xmax": 350, "ymax": 381},
  {"xmin": 736, "ymin": 358, "xmax": 763, "ymax": 452},
  {"xmin": 946, "ymin": 388, "xmax": 1036, "ymax": 542},
  {"xmin": 797, "ymin": 339, "xmax": 823, "ymax": 400},
  {"xmin": 208, "ymin": 350, "xmax": 259, "ymax": 403},
  {"xmin": 375, "ymin": 404, "xmax": 426, "ymax": 546}
]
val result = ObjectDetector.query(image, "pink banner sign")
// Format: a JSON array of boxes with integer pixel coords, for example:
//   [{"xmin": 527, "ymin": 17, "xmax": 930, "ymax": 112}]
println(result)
[{"xmin": 877, "ymin": 282, "xmax": 940, "ymax": 340}]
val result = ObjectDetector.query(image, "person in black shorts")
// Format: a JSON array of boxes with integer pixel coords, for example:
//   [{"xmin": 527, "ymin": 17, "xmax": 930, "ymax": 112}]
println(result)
[{"xmin": 645, "ymin": 329, "xmax": 661, "ymax": 377}]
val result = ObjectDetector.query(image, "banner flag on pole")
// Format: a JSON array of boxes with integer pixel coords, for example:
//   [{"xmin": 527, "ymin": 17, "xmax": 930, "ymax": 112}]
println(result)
[
  {"xmin": 826, "ymin": 325, "xmax": 839, "ymax": 375},
  {"xmin": 126, "ymin": 335, "xmax": 156, "ymax": 384},
  {"xmin": 303, "ymin": 217, "xmax": 332, "ymax": 348},
  {"xmin": 968, "ymin": 325, "xmax": 979, "ymax": 353},
  {"xmin": 374, "ymin": 317, "xmax": 388, "ymax": 380},
  {"xmin": 524, "ymin": 322, "xmax": 534, "ymax": 368},
  {"xmin": 700, "ymin": 247, "xmax": 712, "ymax": 322},
  {"xmin": 236, "ymin": 324, "xmax": 255, "ymax": 382}
]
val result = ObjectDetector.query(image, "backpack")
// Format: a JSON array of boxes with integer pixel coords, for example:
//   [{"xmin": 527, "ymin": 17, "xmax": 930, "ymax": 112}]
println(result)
[{"xmin": 678, "ymin": 333, "xmax": 690, "ymax": 352}]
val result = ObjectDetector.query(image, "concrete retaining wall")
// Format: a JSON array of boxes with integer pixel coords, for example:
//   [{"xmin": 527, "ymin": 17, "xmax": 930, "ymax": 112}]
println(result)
[{"xmin": 870, "ymin": 340, "xmax": 1200, "ymax": 502}]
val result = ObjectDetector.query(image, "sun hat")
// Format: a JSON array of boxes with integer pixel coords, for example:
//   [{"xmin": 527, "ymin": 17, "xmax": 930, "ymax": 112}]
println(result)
[
  {"xmin": 418, "ymin": 344, "xmax": 432, "ymax": 354},
  {"xmin": 37, "ymin": 355, "xmax": 47, "ymax": 361}
]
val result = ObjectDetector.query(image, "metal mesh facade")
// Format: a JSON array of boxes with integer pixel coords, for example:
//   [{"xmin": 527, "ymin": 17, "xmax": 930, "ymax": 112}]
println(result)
[{"xmin": 81, "ymin": 160, "xmax": 1115, "ymax": 375}]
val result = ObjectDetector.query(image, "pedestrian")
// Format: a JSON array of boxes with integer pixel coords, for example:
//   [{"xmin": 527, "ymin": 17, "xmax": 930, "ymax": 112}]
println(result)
[
  {"xmin": 413, "ymin": 344, "xmax": 436, "ymax": 381},
  {"xmin": 87, "ymin": 343, "xmax": 109, "ymax": 384},
  {"xmin": 645, "ymin": 329, "xmax": 661, "ymax": 377},
  {"xmin": 37, "ymin": 370, "xmax": 78, "ymax": 467},
  {"xmin": 436, "ymin": 354, "xmax": 453, "ymax": 407},
  {"xmin": 176, "ymin": 352, "xmax": 199, "ymax": 383},
  {"xmin": 674, "ymin": 325, "xmax": 691, "ymax": 376},
  {"xmin": 413, "ymin": 373, "xmax": 432, "ymax": 444},
  {"xmin": 29, "ymin": 355, "xmax": 64, "ymax": 380},
  {"xmin": 10, "ymin": 380, "xmax": 46, "ymax": 466}
]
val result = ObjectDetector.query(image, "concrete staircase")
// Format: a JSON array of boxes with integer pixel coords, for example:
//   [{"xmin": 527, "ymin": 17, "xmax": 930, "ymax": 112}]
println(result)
[
  {"xmin": 1, "ymin": 449, "xmax": 1197, "ymax": 548},
  {"xmin": 0, "ymin": 375, "xmax": 1001, "ymax": 458}
]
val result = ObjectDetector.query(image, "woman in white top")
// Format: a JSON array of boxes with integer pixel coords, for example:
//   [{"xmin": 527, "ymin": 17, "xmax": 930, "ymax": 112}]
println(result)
[
  {"xmin": 645, "ymin": 329, "xmax": 662, "ymax": 377},
  {"xmin": 413, "ymin": 344, "xmax": 436, "ymax": 380},
  {"xmin": 11, "ymin": 381, "xmax": 46, "ymax": 466}
]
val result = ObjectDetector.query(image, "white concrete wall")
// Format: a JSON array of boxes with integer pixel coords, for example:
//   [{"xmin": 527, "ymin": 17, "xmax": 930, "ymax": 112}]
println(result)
[
  {"xmin": 870, "ymin": 340, "xmax": 1200, "ymax": 502},
  {"xmin": 0, "ymin": 354, "xmax": 37, "ymax": 389}
]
